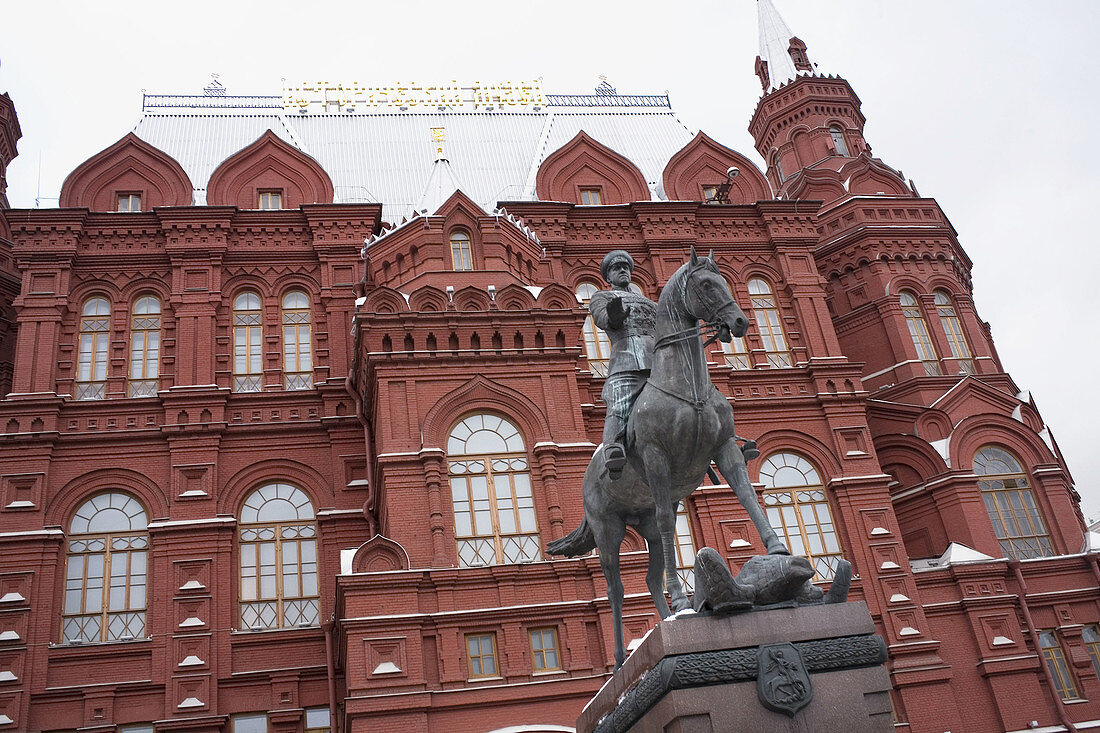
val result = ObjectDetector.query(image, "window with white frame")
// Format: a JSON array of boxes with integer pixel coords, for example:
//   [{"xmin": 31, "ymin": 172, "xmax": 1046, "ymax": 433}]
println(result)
[
  {"xmin": 76, "ymin": 297, "xmax": 111, "ymax": 400},
  {"xmin": 829, "ymin": 125, "xmax": 850, "ymax": 156},
  {"xmin": 238, "ymin": 483, "xmax": 319, "ymax": 629},
  {"xmin": 128, "ymin": 296, "xmax": 161, "ymax": 397},
  {"xmin": 576, "ymin": 282, "xmax": 612, "ymax": 376},
  {"xmin": 448, "ymin": 414, "xmax": 541, "ymax": 567},
  {"xmin": 450, "ymin": 230, "xmax": 473, "ymax": 271},
  {"xmin": 899, "ymin": 291, "xmax": 940, "ymax": 375},
  {"xmin": 233, "ymin": 291, "xmax": 263, "ymax": 392},
  {"xmin": 759, "ymin": 453, "xmax": 843, "ymax": 580},
  {"xmin": 974, "ymin": 445, "xmax": 1053, "ymax": 560},
  {"xmin": 748, "ymin": 278, "xmax": 792, "ymax": 368},
  {"xmin": 673, "ymin": 502, "xmax": 698, "ymax": 593},
  {"xmin": 715, "ymin": 279, "xmax": 751, "ymax": 369},
  {"xmin": 63, "ymin": 492, "xmax": 148, "ymax": 643},
  {"xmin": 933, "ymin": 290, "xmax": 974, "ymax": 374},
  {"xmin": 281, "ymin": 290, "xmax": 312, "ymax": 390}
]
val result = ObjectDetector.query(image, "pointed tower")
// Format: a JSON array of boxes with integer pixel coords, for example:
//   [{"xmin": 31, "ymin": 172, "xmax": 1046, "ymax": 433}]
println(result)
[
  {"xmin": 747, "ymin": 7, "xmax": 1087, "ymax": 732},
  {"xmin": 749, "ymin": 0, "xmax": 869, "ymax": 194}
]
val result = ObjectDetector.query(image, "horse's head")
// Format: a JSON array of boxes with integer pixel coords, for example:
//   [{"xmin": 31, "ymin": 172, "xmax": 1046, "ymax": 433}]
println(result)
[{"xmin": 684, "ymin": 247, "xmax": 750, "ymax": 340}]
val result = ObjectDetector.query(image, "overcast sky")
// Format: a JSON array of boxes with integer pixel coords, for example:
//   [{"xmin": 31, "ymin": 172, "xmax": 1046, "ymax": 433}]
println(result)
[{"xmin": 2, "ymin": 1, "xmax": 1098, "ymax": 521}]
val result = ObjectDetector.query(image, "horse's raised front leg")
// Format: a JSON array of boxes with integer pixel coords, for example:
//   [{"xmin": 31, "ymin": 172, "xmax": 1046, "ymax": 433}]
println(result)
[
  {"xmin": 592, "ymin": 512, "xmax": 628, "ymax": 668},
  {"xmin": 636, "ymin": 512, "xmax": 673, "ymax": 620},
  {"xmin": 641, "ymin": 445, "xmax": 691, "ymax": 612},
  {"xmin": 715, "ymin": 438, "xmax": 789, "ymax": 555}
]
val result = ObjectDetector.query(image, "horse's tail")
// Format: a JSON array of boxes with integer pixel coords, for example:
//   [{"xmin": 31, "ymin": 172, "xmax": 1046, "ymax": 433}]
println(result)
[{"xmin": 546, "ymin": 516, "xmax": 596, "ymax": 557}]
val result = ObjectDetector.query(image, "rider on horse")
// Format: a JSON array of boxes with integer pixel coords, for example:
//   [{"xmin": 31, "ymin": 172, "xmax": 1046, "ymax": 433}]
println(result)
[{"xmin": 589, "ymin": 250, "xmax": 658, "ymax": 480}]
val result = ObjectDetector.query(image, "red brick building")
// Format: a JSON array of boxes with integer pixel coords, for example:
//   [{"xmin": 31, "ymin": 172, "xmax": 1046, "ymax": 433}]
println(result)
[{"xmin": 0, "ymin": 2, "xmax": 1095, "ymax": 732}]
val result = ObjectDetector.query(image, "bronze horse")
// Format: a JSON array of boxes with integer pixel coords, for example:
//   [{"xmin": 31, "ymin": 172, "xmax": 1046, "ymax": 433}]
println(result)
[{"xmin": 548, "ymin": 250, "xmax": 788, "ymax": 668}]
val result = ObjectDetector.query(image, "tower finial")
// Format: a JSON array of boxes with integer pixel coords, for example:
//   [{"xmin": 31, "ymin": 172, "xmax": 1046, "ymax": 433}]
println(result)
[{"xmin": 755, "ymin": 0, "xmax": 814, "ymax": 91}]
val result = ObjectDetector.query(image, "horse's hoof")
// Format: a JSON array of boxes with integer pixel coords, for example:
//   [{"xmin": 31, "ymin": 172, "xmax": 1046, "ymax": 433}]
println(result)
[
  {"xmin": 670, "ymin": 596, "xmax": 691, "ymax": 613},
  {"xmin": 766, "ymin": 543, "xmax": 791, "ymax": 556}
]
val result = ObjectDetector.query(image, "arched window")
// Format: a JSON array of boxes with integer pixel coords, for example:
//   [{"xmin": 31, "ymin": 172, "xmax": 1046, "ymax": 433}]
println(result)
[
  {"xmin": 76, "ymin": 297, "xmax": 111, "ymax": 400},
  {"xmin": 974, "ymin": 446, "xmax": 1053, "ymax": 560},
  {"xmin": 448, "ymin": 414, "xmax": 540, "ymax": 567},
  {"xmin": 63, "ymin": 492, "xmax": 148, "ymax": 643},
  {"xmin": 829, "ymin": 125, "xmax": 850, "ymax": 156},
  {"xmin": 233, "ymin": 291, "xmax": 263, "ymax": 393},
  {"xmin": 450, "ymin": 230, "xmax": 473, "ymax": 271},
  {"xmin": 128, "ymin": 296, "xmax": 161, "ymax": 397},
  {"xmin": 239, "ymin": 483, "xmax": 319, "ymax": 629},
  {"xmin": 773, "ymin": 154, "xmax": 786, "ymax": 182},
  {"xmin": 899, "ymin": 291, "xmax": 940, "ymax": 375},
  {"xmin": 576, "ymin": 282, "xmax": 611, "ymax": 377},
  {"xmin": 282, "ymin": 290, "xmax": 312, "ymax": 391},
  {"xmin": 759, "ymin": 453, "xmax": 842, "ymax": 580},
  {"xmin": 715, "ymin": 279, "xmax": 751, "ymax": 369},
  {"xmin": 933, "ymin": 290, "xmax": 974, "ymax": 374},
  {"xmin": 748, "ymin": 278, "xmax": 792, "ymax": 368}
]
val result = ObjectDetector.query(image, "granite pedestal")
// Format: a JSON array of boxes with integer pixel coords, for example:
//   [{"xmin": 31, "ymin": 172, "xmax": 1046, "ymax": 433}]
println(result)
[{"xmin": 577, "ymin": 601, "xmax": 892, "ymax": 733}]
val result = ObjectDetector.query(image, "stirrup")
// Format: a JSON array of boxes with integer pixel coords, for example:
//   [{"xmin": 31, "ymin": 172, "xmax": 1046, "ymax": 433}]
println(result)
[{"xmin": 605, "ymin": 443, "xmax": 627, "ymax": 480}]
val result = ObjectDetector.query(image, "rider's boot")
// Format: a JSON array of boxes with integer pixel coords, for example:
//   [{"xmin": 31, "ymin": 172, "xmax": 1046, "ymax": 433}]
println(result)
[{"xmin": 605, "ymin": 442, "xmax": 627, "ymax": 480}]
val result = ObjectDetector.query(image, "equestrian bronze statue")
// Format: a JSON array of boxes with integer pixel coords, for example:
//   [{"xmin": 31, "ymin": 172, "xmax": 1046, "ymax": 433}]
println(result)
[{"xmin": 548, "ymin": 249, "xmax": 790, "ymax": 668}]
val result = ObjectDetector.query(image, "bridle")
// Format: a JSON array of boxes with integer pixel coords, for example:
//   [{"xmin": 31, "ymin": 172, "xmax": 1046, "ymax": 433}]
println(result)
[{"xmin": 653, "ymin": 263, "xmax": 742, "ymax": 351}]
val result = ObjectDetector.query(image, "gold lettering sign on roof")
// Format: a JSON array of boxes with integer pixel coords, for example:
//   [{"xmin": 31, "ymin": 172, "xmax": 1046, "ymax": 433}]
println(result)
[{"xmin": 282, "ymin": 80, "xmax": 546, "ymax": 111}]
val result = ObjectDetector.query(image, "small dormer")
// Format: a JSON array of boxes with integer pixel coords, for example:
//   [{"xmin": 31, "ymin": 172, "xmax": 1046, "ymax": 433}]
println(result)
[
  {"xmin": 754, "ymin": 57, "xmax": 771, "ymax": 92},
  {"xmin": 206, "ymin": 130, "xmax": 333, "ymax": 209},
  {"xmin": 788, "ymin": 37, "xmax": 813, "ymax": 72},
  {"xmin": 535, "ymin": 132, "xmax": 650, "ymax": 205},
  {"xmin": 661, "ymin": 132, "xmax": 771, "ymax": 204},
  {"xmin": 59, "ymin": 133, "xmax": 193, "ymax": 211}
]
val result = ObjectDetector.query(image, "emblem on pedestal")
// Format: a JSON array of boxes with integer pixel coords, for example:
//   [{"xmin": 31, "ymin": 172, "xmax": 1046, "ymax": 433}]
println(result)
[{"xmin": 757, "ymin": 642, "xmax": 813, "ymax": 716}]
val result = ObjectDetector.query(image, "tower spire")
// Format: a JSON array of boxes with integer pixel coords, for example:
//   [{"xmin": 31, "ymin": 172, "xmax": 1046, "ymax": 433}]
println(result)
[{"xmin": 755, "ymin": 0, "xmax": 814, "ymax": 91}]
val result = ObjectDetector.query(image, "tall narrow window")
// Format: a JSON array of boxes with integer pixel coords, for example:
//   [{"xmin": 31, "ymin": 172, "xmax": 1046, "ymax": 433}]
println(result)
[
  {"xmin": 760, "ymin": 453, "xmax": 843, "ymax": 580},
  {"xmin": 934, "ymin": 290, "xmax": 974, "ymax": 374},
  {"xmin": 579, "ymin": 187, "xmax": 603, "ymax": 205},
  {"xmin": 239, "ymin": 483, "xmax": 319, "ymax": 630},
  {"xmin": 63, "ymin": 492, "xmax": 148, "ymax": 643},
  {"xmin": 76, "ymin": 297, "xmax": 111, "ymax": 400},
  {"xmin": 1039, "ymin": 631, "xmax": 1079, "ymax": 700},
  {"xmin": 748, "ymin": 278, "xmax": 792, "ymax": 368},
  {"xmin": 974, "ymin": 446, "xmax": 1053, "ymax": 560},
  {"xmin": 529, "ymin": 627, "xmax": 562, "ymax": 672},
  {"xmin": 773, "ymin": 154, "xmax": 785, "ymax": 182},
  {"xmin": 282, "ymin": 290, "xmax": 312, "ymax": 391},
  {"xmin": 674, "ymin": 502, "xmax": 698, "ymax": 593},
  {"xmin": 466, "ymin": 632, "xmax": 499, "ymax": 678},
  {"xmin": 117, "ymin": 193, "xmax": 141, "ymax": 212},
  {"xmin": 258, "ymin": 190, "xmax": 282, "ymax": 210},
  {"xmin": 716, "ymin": 280, "xmax": 751, "ymax": 368},
  {"xmin": 450, "ymin": 230, "xmax": 473, "ymax": 271},
  {"xmin": 233, "ymin": 291, "xmax": 263, "ymax": 393},
  {"xmin": 577, "ymin": 282, "xmax": 612, "ymax": 376},
  {"xmin": 829, "ymin": 125, "xmax": 850, "ymax": 156},
  {"xmin": 899, "ymin": 291, "xmax": 940, "ymax": 375},
  {"xmin": 128, "ymin": 296, "xmax": 160, "ymax": 397},
  {"xmin": 449, "ymin": 414, "xmax": 540, "ymax": 567}
]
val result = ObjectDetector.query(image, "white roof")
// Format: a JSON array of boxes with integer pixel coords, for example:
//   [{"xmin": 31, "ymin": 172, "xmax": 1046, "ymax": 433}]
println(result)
[{"xmin": 132, "ymin": 93, "xmax": 695, "ymax": 221}]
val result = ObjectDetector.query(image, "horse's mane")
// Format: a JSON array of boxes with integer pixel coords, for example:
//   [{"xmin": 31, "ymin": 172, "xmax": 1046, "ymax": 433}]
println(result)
[{"xmin": 658, "ymin": 254, "xmax": 722, "ymax": 310}]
